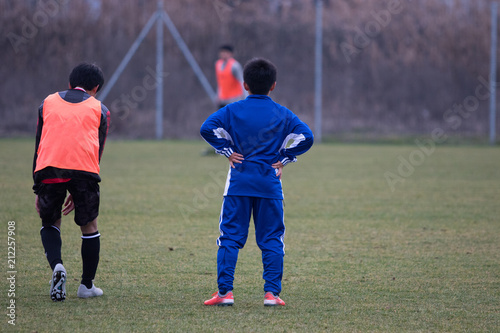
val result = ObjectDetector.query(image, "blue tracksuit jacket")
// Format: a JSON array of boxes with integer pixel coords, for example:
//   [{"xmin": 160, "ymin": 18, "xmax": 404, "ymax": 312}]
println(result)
[{"xmin": 200, "ymin": 94, "xmax": 314, "ymax": 199}]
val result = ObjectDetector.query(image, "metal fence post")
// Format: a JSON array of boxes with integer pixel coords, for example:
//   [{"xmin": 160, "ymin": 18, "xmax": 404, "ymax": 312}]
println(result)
[
  {"xmin": 490, "ymin": 2, "xmax": 498, "ymax": 145},
  {"xmin": 314, "ymin": 0, "xmax": 323, "ymax": 143}
]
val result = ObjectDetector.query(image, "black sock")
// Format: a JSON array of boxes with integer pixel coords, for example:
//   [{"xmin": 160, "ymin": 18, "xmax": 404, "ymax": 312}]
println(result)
[
  {"xmin": 81, "ymin": 231, "xmax": 100, "ymax": 289},
  {"xmin": 40, "ymin": 226, "xmax": 63, "ymax": 270}
]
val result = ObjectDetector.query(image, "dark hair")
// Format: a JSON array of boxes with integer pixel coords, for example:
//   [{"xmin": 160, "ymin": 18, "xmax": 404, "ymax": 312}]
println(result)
[
  {"xmin": 243, "ymin": 58, "xmax": 277, "ymax": 95},
  {"xmin": 69, "ymin": 63, "xmax": 104, "ymax": 92},
  {"xmin": 219, "ymin": 44, "xmax": 234, "ymax": 53}
]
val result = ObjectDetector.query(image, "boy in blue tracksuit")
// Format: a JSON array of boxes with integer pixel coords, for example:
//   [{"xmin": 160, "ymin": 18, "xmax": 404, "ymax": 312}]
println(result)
[{"xmin": 200, "ymin": 58, "xmax": 313, "ymax": 306}]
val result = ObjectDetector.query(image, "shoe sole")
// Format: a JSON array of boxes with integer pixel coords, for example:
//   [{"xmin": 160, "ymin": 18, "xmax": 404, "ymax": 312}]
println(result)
[
  {"xmin": 77, "ymin": 293, "xmax": 99, "ymax": 298},
  {"xmin": 50, "ymin": 271, "xmax": 66, "ymax": 302},
  {"xmin": 264, "ymin": 299, "xmax": 285, "ymax": 306},
  {"xmin": 204, "ymin": 301, "xmax": 234, "ymax": 306}
]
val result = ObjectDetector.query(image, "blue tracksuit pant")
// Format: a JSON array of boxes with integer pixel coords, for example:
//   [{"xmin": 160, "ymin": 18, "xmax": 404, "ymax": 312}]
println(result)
[{"xmin": 217, "ymin": 196, "xmax": 285, "ymax": 294}]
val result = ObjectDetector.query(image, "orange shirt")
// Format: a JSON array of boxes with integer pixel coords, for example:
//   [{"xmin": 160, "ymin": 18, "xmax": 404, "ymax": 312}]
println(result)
[
  {"xmin": 216, "ymin": 58, "xmax": 243, "ymax": 100},
  {"xmin": 35, "ymin": 93, "xmax": 102, "ymax": 175}
]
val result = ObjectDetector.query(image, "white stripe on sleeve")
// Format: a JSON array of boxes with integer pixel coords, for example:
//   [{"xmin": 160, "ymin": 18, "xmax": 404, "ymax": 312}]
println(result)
[
  {"xmin": 280, "ymin": 133, "xmax": 306, "ymax": 150},
  {"xmin": 213, "ymin": 127, "xmax": 234, "ymax": 145}
]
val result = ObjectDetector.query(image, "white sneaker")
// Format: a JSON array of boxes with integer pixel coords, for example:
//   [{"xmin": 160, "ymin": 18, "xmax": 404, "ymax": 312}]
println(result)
[
  {"xmin": 50, "ymin": 263, "xmax": 66, "ymax": 302},
  {"xmin": 77, "ymin": 283, "xmax": 103, "ymax": 298}
]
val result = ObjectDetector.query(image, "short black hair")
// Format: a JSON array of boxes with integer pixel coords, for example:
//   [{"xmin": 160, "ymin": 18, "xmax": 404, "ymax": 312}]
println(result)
[
  {"xmin": 69, "ymin": 63, "xmax": 104, "ymax": 92},
  {"xmin": 219, "ymin": 44, "xmax": 234, "ymax": 53},
  {"xmin": 243, "ymin": 58, "xmax": 277, "ymax": 95}
]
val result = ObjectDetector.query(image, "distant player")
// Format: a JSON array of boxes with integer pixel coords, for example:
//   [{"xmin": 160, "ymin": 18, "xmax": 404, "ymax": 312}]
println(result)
[
  {"xmin": 200, "ymin": 58, "xmax": 314, "ymax": 306},
  {"xmin": 214, "ymin": 44, "xmax": 246, "ymax": 109},
  {"xmin": 33, "ymin": 63, "xmax": 110, "ymax": 301}
]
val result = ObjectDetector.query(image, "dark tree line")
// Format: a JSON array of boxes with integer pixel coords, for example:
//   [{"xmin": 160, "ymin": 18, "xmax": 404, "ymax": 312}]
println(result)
[{"xmin": 1, "ymin": 0, "xmax": 497, "ymax": 140}]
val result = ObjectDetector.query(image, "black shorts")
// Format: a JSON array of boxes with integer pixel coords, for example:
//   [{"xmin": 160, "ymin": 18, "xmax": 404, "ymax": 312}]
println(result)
[{"xmin": 35, "ymin": 179, "xmax": 100, "ymax": 226}]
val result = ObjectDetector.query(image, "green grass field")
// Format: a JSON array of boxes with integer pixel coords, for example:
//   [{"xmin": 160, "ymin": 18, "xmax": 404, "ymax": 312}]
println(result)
[{"xmin": 1, "ymin": 139, "xmax": 499, "ymax": 332}]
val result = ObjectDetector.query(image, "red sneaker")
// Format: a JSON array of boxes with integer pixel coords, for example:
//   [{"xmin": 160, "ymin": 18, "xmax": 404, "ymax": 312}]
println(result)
[
  {"xmin": 264, "ymin": 292, "xmax": 285, "ymax": 306},
  {"xmin": 204, "ymin": 291, "xmax": 234, "ymax": 306}
]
